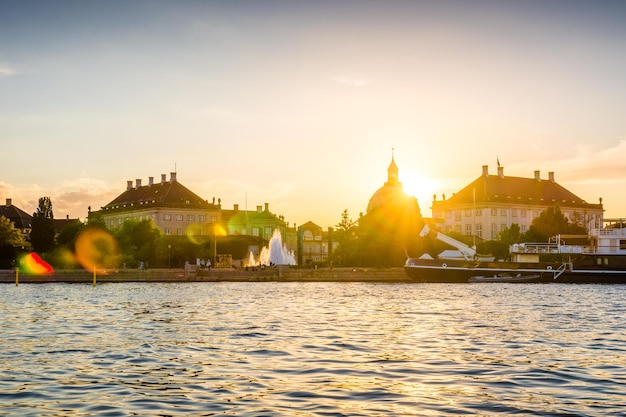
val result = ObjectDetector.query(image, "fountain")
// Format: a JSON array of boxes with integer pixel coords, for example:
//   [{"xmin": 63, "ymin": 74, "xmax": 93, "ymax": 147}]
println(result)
[{"xmin": 247, "ymin": 229, "xmax": 296, "ymax": 266}]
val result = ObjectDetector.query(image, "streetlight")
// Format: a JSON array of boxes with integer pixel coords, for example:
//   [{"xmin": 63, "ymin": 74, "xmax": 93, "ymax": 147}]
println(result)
[{"xmin": 168, "ymin": 244, "xmax": 171, "ymax": 268}]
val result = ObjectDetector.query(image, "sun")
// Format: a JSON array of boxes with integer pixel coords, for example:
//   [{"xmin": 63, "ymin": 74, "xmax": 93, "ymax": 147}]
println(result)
[{"xmin": 401, "ymin": 174, "xmax": 440, "ymax": 207}]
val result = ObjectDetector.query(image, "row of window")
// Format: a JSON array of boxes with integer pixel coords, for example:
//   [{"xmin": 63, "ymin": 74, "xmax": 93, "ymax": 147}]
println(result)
[
  {"xmin": 108, "ymin": 213, "xmax": 218, "ymax": 227},
  {"xmin": 448, "ymin": 223, "xmax": 529, "ymax": 239},
  {"xmin": 446, "ymin": 208, "xmax": 537, "ymax": 220},
  {"xmin": 164, "ymin": 228, "xmax": 206, "ymax": 236}
]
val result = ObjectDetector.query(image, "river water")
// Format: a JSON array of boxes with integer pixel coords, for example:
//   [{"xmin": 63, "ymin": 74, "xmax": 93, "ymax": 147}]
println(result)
[{"xmin": 1, "ymin": 282, "xmax": 625, "ymax": 416}]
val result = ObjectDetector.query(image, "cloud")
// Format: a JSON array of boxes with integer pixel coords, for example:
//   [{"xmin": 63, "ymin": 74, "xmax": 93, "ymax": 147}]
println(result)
[
  {"xmin": 0, "ymin": 178, "xmax": 120, "ymax": 220},
  {"xmin": 0, "ymin": 64, "xmax": 16, "ymax": 78}
]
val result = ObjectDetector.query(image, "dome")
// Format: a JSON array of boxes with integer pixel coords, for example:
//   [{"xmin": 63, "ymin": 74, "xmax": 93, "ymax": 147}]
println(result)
[
  {"xmin": 367, "ymin": 181, "xmax": 407, "ymax": 213},
  {"xmin": 366, "ymin": 152, "xmax": 420, "ymax": 214}
]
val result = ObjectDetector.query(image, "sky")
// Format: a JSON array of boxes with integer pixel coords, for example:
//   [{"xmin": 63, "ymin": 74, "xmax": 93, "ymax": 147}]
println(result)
[{"xmin": 1, "ymin": 0, "xmax": 626, "ymax": 228}]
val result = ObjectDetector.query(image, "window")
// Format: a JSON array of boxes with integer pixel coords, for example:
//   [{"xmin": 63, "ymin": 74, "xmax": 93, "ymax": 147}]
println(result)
[
  {"xmin": 252, "ymin": 227, "xmax": 260, "ymax": 236},
  {"xmin": 475, "ymin": 209, "xmax": 482, "ymax": 217},
  {"xmin": 466, "ymin": 224, "xmax": 472, "ymax": 236},
  {"xmin": 620, "ymin": 240, "xmax": 626, "ymax": 250},
  {"xmin": 491, "ymin": 223, "xmax": 498, "ymax": 239},
  {"xmin": 521, "ymin": 225, "xmax": 527, "ymax": 233},
  {"xmin": 199, "ymin": 215, "xmax": 206, "ymax": 222},
  {"xmin": 455, "ymin": 225, "xmax": 462, "ymax": 233},
  {"xmin": 491, "ymin": 208, "xmax": 497, "ymax": 216},
  {"xmin": 465, "ymin": 210, "xmax": 472, "ymax": 217},
  {"xmin": 445, "ymin": 211, "xmax": 451, "ymax": 218},
  {"xmin": 176, "ymin": 215, "xmax": 183, "ymax": 221},
  {"xmin": 188, "ymin": 215, "xmax": 195, "ymax": 221},
  {"xmin": 265, "ymin": 227, "xmax": 273, "ymax": 237},
  {"xmin": 164, "ymin": 228, "xmax": 170, "ymax": 235},
  {"xmin": 511, "ymin": 209, "xmax": 517, "ymax": 217},
  {"xmin": 476, "ymin": 223, "xmax": 482, "ymax": 238},
  {"xmin": 521, "ymin": 209, "xmax": 527, "ymax": 217},
  {"xmin": 164, "ymin": 214, "xmax": 171, "ymax": 221},
  {"xmin": 501, "ymin": 224, "xmax": 507, "ymax": 232},
  {"xmin": 455, "ymin": 211, "xmax": 461, "ymax": 221},
  {"xmin": 501, "ymin": 209, "xmax": 507, "ymax": 216},
  {"xmin": 176, "ymin": 228, "xmax": 183, "ymax": 235}
]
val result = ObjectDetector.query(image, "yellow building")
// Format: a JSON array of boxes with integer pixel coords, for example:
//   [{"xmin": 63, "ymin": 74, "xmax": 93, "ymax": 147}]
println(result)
[
  {"xmin": 431, "ymin": 165, "xmax": 604, "ymax": 238},
  {"xmin": 99, "ymin": 172, "xmax": 221, "ymax": 236}
]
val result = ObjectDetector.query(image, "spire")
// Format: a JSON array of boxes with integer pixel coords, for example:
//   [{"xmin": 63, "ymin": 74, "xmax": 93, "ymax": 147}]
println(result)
[{"xmin": 387, "ymin": 147, "xmax": 399, "ymax": 184}]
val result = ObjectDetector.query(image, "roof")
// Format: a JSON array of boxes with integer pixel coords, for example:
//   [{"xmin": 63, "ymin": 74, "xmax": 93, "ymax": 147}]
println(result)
[
  {"xmin": 101, "ymin": 177, "xmax": 216, "ymax": 213},
  {"xmin": 437, "ymin": 174, "xmax": 602, "ymax": 210},
  {"xmin": 0, "ymin": 202, "xmax": 33, "ymax": 229}
]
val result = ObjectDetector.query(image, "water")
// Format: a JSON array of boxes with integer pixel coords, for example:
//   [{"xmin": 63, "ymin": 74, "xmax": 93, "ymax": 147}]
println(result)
[
  {"xmin": 257, "ymin": 229, "xmax": 296, "ymax": 266},
  {"xmin": 1, "ymin": 282, "xmax": 625, "ymax": 416}
]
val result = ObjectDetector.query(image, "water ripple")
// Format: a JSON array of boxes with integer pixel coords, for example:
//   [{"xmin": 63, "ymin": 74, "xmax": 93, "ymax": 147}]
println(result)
[{"xmin": 1, "ymin": 282, "xmax": 625, "ymax": 416}]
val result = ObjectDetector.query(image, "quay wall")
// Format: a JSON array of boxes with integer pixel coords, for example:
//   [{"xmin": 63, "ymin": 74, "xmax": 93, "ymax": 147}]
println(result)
[{"xmin": 0, "ymin": 267, "xmax": 411, "ymax": 284}]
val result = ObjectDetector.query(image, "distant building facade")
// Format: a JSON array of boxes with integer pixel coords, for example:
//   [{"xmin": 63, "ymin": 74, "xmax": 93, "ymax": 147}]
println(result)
[
  {"xmin": 298, "ymin": 221, "xmax": 332, "ymax": 265},
  {"xmin": 221, "ymin": 202, "xmax": 297, "ymax": 259},
  {"xmin": 0, "ymin": 198, "xmax": 32, "ymax": 245},
  {"xmin": 431, "ymin": 165, "xmax": 604, "ymax": 239},
  {"xmin": 99, "ymin": 172, "xmax": 221, "ymax": 236}
]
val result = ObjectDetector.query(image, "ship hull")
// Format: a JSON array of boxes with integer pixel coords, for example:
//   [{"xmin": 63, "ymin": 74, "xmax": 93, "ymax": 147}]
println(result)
[{"xmin": 404, "ymin": 258, "xmax": 626, "ymax": 284}]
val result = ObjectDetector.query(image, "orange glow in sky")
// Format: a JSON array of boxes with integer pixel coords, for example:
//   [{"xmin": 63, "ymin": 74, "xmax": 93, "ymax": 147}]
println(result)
[{"xmin": 1, "ymin": 2, "xmax": 625, "ymax": 226}]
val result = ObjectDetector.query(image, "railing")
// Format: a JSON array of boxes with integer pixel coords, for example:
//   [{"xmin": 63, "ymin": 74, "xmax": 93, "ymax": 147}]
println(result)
[{"xmin": 510, "ymin": 243, "xmax": 585, "ymax": 255}]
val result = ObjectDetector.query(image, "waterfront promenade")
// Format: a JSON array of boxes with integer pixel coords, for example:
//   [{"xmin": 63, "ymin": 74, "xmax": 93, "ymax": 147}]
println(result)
[{"xmin": 0, "ymin": 266, "xmax": 410, "ymax": 284}]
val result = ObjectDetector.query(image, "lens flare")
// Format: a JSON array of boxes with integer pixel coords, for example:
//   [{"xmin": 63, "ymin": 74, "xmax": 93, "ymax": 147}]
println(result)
[
  {"xmin": 75, "ymin": 228, "xmax": 120, "ymax": 270},
  {"xmin": 18, "ymin": 253, "xmax": 53, "ymax": 274}
]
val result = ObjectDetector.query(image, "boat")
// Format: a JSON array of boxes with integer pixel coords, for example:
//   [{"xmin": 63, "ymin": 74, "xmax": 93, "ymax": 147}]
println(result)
[
  {"xmin": 404, "ymin": 222, "xmax": 626, "ymax": 284},
  {"xmin": 468, "ymin": 273, "xmax": 541, "ymax": 283}
]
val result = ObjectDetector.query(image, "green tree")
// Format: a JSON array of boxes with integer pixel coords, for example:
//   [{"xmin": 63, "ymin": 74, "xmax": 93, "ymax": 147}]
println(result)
[
  {"xmin": 0, "ymin": 215, "xmax": 27, "ymax": 248},
  {"xmin": 113, "ymin": 219, "xmax": 162, "ymax": 268},
  {"xmin": 30, "ymin": 197, "xmax": 56, "ymax": 253},
  {"xmin": 331, "ymin": 209, "xmax": 358, "ymax": 266},
  {"xmin": 0, "ymin": 215, "xmax": 27, "ymax": 266},
  {"xmin": 56, "ymin": 220, "xmax": 85, "ymax": 250},
  {"xmin": 523, "ymin": 206, "xmax": 570, "ymax": 242}
]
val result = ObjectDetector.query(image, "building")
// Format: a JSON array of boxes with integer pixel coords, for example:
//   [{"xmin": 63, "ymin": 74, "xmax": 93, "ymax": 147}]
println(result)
[
  {"xmin": 431, "ymin": 164, "xmax": 604, "ymax": 239},
  {"xmin": 298, "ymin": 221, "xmax": 331, "ymax": 265},
  {"xmin": 366, "ymin": 153, "xmax": 420, "ymax": 216},
  {"xmin": 0, "ymin": 198, "xmax": 32, "ymax": 245},
  {"xmin": 99, "ymin": 172, "xmax": 221, "ymax": 236},
  {"xmin": 221, "ymin": 202, "xmax": 297, "ymax": 260}
]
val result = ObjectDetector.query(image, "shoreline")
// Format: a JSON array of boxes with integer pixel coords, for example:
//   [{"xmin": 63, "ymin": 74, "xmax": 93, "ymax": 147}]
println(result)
[{"xmin": 0, "ymin": 266, "xmax": 412, "ymax": 284}]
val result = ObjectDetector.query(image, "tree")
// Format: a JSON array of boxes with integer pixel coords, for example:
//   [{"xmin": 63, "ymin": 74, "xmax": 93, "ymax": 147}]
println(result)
[
  {"xmin": 56, "ymin": 220, "xmax": 85, "ymax": 250},
  {"xmin": 0, "ymin": 215, "xmax": 27, "ymax": 267},
  {"xmin": 113, "ymin": 219, "xmax": 162, "ymax": 268},
  {"xmin": 30, "ymin": 197, "xmax": 56, "ymax": 253},
  {"xmin": 331, "ymin": 209, "xmax": 359, "ymax": 266},
  {"xmin": 0, "ymin": 215, "xmax": 27, "ymax": 248},
  {"xmin": 523, "ymin": 206, "xmax": 576, "ymax": 242}
]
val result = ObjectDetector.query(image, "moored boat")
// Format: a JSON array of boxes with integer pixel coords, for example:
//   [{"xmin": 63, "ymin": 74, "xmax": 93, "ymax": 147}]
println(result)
[
  {"xmin": 468, "ymin": 273, "xmax": 541, "ymax": 283},
  {"xmin": 404, "ymin": 222, "xmax": 626, "ymax": 284}
]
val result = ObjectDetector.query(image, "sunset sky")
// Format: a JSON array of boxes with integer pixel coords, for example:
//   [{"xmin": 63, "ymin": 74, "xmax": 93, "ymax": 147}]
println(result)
[{"xmin": 2, "ymin": 1, "xmax": 626, "ymax": 227}]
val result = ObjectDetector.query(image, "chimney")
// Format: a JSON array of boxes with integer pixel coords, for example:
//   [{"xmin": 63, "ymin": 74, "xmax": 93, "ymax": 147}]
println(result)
[
  {"xmin": 136, "ymin": 178, "xmax": 142, "ymax": 188},
  {"xmin": 482, "ymin": 165, "xmax": 489, "ymax": 178},
  {"xmin": 549, "ymin": 171, "xmax": 555, "ymax": 183},
  {"xmin": 257, "ymin": 205, "xmax": 262, "ymax": 213},
  {"xmin": 170, "ymin": 172, "xmax": 177, "ymax": 182},
  {"xmin": 161, "ymin": 174, "xmax": 167, "ymax": 184},
  {"xmin": 534, "ymin": 170, "xmax": 541, "ymax": 181},
  {"xmin": 5, "ymin": 198, "xmax": 11, "ymax": 207},
  {"xmin": 498, "ymin": 166, "xmax": 504, "ymax": 178},
  {"xmin": 148, "ymin": 176, "xmax": 154, "ymax": 186},
  {"xmin": 264, "ymin": 202, "xmax": 269, "ymax": 212},
  {"xmin": 127, "ymin": 181, "xmax": 133, "ymax": 191},
  {"xmin": 234, "ymin": 204, "xmax": 239, "ymax": 212}
]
